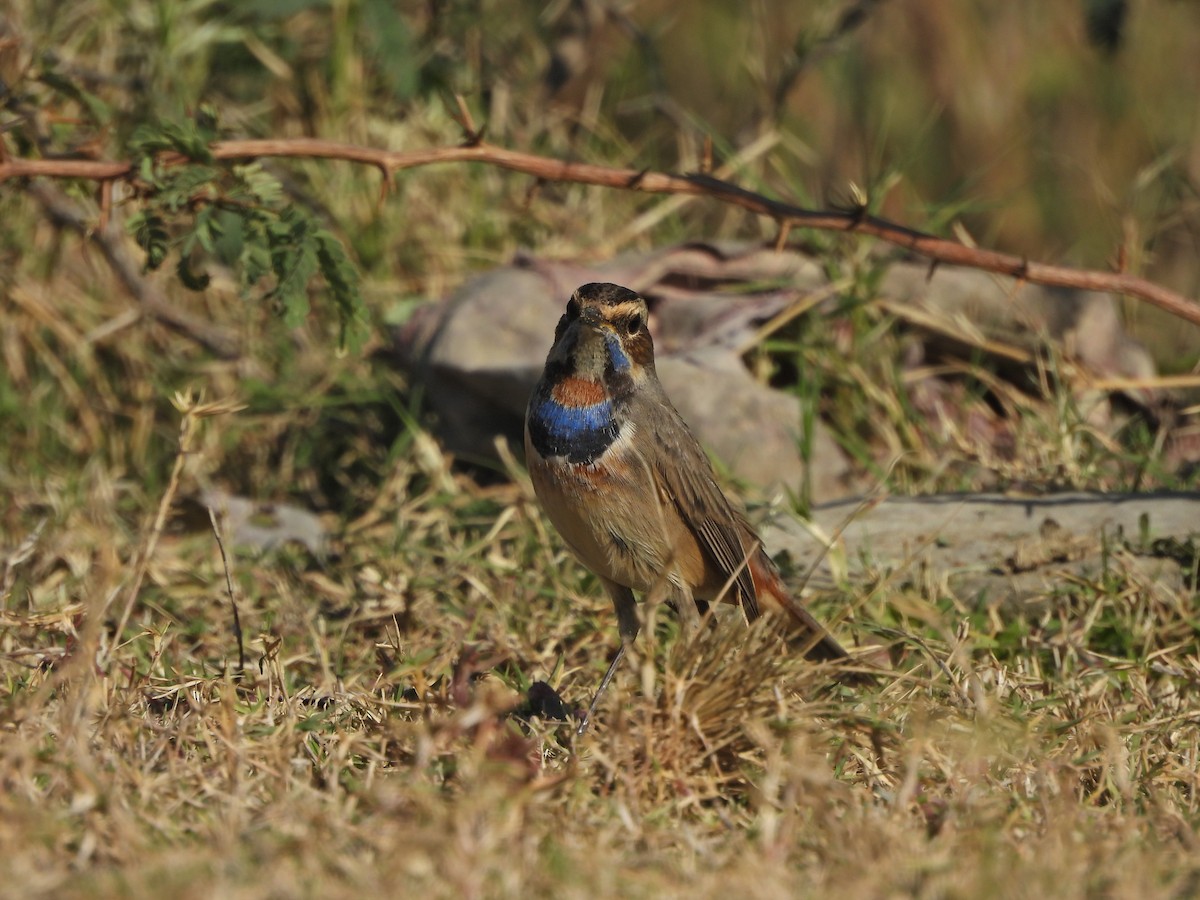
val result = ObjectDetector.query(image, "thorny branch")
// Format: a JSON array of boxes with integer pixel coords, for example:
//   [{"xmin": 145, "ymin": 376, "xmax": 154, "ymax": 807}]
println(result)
[{"xmin": 4, "ymin": 136, "xmax": 1200, "ymax": 328}]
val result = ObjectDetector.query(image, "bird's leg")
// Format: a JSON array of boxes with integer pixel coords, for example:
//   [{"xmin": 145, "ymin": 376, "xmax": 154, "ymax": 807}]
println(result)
[
  {"xmin": 671, "ymin": 584, "xmax": 704, "ymax": 635},
  {"xmin": 577, "ymin": 582, "xmax": 639, "ymax": 736},
  {"xmin": 693, "ymin": 598, "xmax": 716, "ymax": 631},
  {"xmin": 577, "ymin": 644, "xmax": 625, "ymax": 736}
]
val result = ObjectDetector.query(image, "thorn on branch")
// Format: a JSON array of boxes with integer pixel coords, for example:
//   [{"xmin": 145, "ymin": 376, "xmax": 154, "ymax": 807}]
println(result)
[
  {"xmin": 452, "ymin": 93, "xmax": 486, "ymax": 146},
  {"xmin": 840, "ymin": 208, "xmax": 867, "ymax": 232},
  {"xmin": 830, "ymin": 183, "xmax": 869, "ymax": 230},
  {"xmin": 627, "ymin": 168, "xmax": 650, "ymax": 189},
  {"xmin": 464, "ymin": 123, "xmax": 487, "ymax": 147},
  {"xmin": 377, "ymin": 164, "xmax": 394, "ymax": 206},
  {"xmin": 773, "ymin": 219, "xmax": 792, "ymax": 252},
  {"xmin": 1114, "ymin": 240, "xmax": 1128, "ymax": 275}
]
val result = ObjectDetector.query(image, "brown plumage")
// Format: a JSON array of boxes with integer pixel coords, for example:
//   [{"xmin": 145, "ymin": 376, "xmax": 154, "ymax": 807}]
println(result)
[{"xmin": 525, "ymin": 282, "xmax": 853, "ymax": 731}]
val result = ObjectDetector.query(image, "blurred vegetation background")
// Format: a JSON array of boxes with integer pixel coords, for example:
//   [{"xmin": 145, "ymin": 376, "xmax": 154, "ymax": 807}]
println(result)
[{"xmin": 5, "ymin": 0, "xmax": 1200, "ymax": 355}]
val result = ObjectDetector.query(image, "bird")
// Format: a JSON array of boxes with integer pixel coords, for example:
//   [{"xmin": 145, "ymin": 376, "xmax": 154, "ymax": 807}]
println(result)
[{"xmin": 525, "ymin": 282, "xmax": 855, "ymax": 734}]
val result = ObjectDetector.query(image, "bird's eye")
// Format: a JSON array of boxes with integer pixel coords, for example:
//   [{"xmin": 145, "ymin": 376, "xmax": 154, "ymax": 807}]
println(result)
[{"xmin": 626, "ymin": 314, "xmax": 644, "ymax": 336}]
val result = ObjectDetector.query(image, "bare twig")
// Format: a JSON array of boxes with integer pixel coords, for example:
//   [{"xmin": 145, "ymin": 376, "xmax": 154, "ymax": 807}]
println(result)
[
  {"xmin": 207, "ymin": 506, "xmax": 245, "ymax": 674},
  {"xmin": 3, "ymin": 137, "xmax": 1199, "ymax": 327},
  {"xmin": 107, "ymin": 400, "xmax": 197, "ymax": 665},
  {"xmin": 106, "ymin": 392, "xmax": 245, "ymax": 667}
]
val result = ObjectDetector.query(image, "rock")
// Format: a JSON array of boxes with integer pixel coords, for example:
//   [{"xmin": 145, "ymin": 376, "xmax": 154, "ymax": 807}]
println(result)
[{"xmin": 762, "ymin": 491, "xmax": 1200, "ymax": 606}]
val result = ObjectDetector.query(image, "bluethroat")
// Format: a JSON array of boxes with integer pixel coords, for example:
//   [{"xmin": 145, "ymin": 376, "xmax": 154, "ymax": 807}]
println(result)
[{"xmin": 525, "ymin": 282, "xmax": 853, "ymax": 734}]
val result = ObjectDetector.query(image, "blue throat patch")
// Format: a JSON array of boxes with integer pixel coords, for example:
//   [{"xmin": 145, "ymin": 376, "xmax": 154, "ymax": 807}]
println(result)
[
  {"xmin": 527, "ymin": 390, "xmax": 620, "ymax": 464},
  {"xmin": 604, "ymin": 333, "xmax": 631, "ymax": 372}
]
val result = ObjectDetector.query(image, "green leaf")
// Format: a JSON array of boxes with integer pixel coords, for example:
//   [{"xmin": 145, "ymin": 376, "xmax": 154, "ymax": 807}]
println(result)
[
  {"xmin": 158, "ymin": 166, "xmax": 218, "ymax": 211},
  {"xmin": 268, "ymin": 212, "xmax": 319, "ymax": 326},
  {"xmin": 37, "ymin": 65, "xmax": 112, "ymax": 126},
  {"xmin": 130, "ymin": 119, "xmax": 215, "ymax": 164},
  {"xmin": 127, "ymin": 211, "xmax": 170, "ymax": 272},
  {"xmin": 241, "ymin": 238, "xmax": 273, "ymax": 289},
  {"xmin": 314, "ymin": 228, "xmax": 368, "ymax": 350},
  {"xmin": 176, "ymin": 254, "xmax": 211, "ymax": 291},
  {"xmin": 120, "ymin": 116, "xmax": 366, "ymax": 350},
  {"xmin": 130, "ymin": 123, "xmax": 178, "ymax": 160},
  {"xmin": 231, "ymin": 163, "xmax": 284, "ymax": 207},
  {"xmin": 162, "ymin": 120, "xmax": 216, "ymax": 163},
  {"xmin": 212, "ymin": 209, "xmax": 246, "ymax": 269},
  {"xmin": 184, "ymin": 207, "xmax": 216, "ymax": 255}
]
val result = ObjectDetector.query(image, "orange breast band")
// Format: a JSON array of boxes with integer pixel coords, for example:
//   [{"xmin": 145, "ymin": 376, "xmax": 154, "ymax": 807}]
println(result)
[{"xmin": 551, "ymin": 376, "xmax": 608, "ymax": 407}]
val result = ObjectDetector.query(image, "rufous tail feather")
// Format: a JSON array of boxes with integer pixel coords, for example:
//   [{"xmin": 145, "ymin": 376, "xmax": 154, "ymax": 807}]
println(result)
[{"xmin": 748, "ymin": 555, "xmax": 851, "ymax": 663}]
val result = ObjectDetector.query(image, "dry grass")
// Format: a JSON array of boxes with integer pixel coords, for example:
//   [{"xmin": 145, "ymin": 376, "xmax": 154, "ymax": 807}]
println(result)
[
  {"xmin": 3, "ymin": 1, "xmax": 1200, "ymax": 896},
  {"xmin": 2, "ymin": 252, "xmax": 1198, "ymax": 895}
]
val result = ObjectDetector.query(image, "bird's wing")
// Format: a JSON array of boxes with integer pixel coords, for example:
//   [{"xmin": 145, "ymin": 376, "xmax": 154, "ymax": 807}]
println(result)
[
  {"xmin": 639, "ymin": 401, "xmax": 854, "ymax": 667},
  {"xmin": 646, "ymin": 406, "xmax": 761, "ymax": 621}
]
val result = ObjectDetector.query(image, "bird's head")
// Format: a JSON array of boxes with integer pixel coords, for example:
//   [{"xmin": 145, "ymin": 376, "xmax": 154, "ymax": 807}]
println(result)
[{"xmin": 542, "ymin": 283, "xmax": 656, "ymax": 393}]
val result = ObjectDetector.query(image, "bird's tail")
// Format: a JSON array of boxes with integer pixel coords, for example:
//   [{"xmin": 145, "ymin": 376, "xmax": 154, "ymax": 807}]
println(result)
[{"xmin": 748, "ymin": 554, "xmax": 852, "ymax": 663}]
